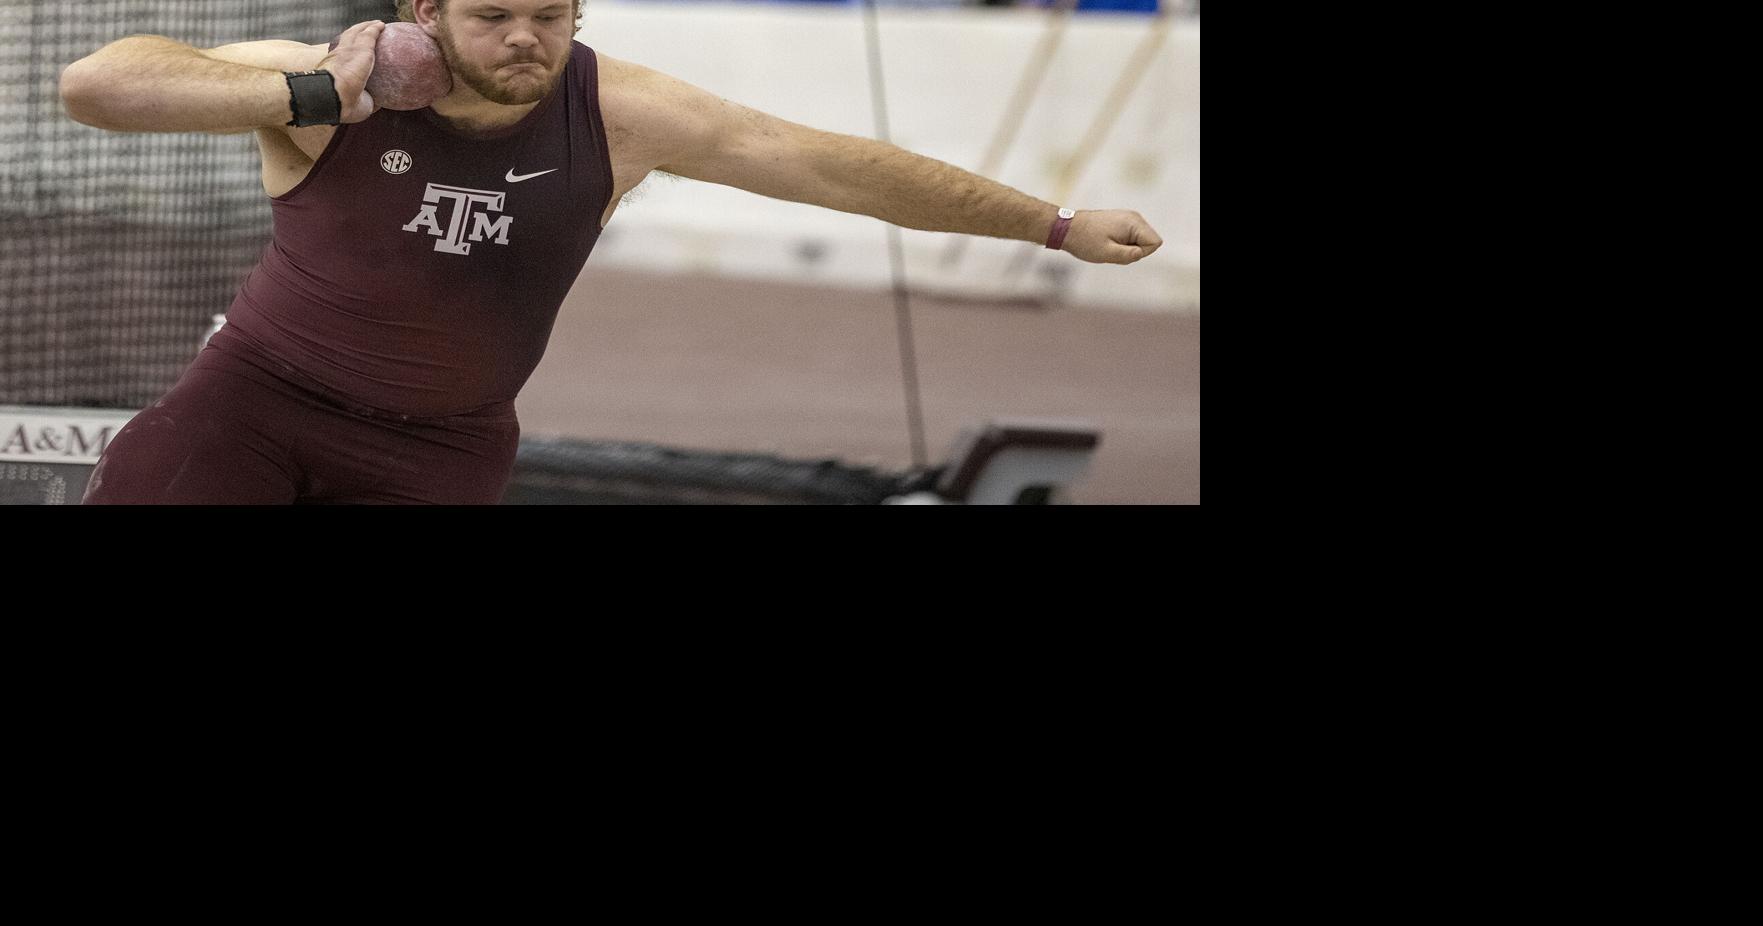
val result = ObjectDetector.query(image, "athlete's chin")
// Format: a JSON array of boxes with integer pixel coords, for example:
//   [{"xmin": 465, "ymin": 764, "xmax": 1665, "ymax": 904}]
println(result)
[
  {"xmin": 481, "ymin": 69, "xmax": 561, "ymax": 105},
  {"xmin": 485, "ymin": 87, "xmax": 546, "ymax": 106}
]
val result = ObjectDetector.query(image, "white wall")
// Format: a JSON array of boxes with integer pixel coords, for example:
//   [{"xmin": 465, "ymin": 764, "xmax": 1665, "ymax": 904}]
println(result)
[{"xmin": 578, "ymin": 3, "xmax": 1199, "ymax": 312}]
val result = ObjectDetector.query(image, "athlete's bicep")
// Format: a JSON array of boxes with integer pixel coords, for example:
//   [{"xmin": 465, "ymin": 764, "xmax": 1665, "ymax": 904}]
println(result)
[
  {"xmin": 599, "ymin": 56, "xmax": 816, "ymax": 195},
  {"xmin": 659, "ymin": 98, "xmax": 820, "ymax": 190}
]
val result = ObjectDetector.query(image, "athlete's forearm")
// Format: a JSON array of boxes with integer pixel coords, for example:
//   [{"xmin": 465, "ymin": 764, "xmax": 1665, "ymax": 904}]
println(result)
[
  {"xmin": 803, "ymin": 131, "xmax": 1059, "ymax": 244},
  {"xmin": 60, "ymin": 35, "xmax": 314, "ymax": 132}
]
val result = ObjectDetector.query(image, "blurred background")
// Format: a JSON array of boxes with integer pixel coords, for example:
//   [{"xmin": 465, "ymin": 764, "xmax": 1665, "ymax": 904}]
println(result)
[{"xmin": 0, "ymin": 0, "xmax": 1199, "ymax": 503}]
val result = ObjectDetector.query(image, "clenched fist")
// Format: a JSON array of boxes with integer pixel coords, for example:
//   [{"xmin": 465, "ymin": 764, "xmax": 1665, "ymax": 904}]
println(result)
[
  {"xmin": 315, "ymin": 20, "xmax": 384, "ymax": 123},
  {"xmin": 1059, "ymin": 210, "xmax": 1163, "ymax": 265}
]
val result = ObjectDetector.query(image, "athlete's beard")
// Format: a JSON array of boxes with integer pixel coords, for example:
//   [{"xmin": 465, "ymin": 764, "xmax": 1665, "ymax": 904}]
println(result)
[{"xmin": 435, "ymin": 22, "xmax": 567, "ymax": 105}]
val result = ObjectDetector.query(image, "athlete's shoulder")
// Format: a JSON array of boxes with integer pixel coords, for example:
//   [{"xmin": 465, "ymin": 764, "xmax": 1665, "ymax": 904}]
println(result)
[
  {"xmin": 590, "ymin": 55, "xmax": 740, "ymax": 172},
  {"xmin": 592, "ymin": 50, "xmax": 658, "ymax": 89}
]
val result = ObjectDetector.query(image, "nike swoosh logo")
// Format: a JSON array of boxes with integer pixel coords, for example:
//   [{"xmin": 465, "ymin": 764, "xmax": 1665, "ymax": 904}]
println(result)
[{"xmin": 506, "ymin": 169, "xmax": 559, "ymax": 183}]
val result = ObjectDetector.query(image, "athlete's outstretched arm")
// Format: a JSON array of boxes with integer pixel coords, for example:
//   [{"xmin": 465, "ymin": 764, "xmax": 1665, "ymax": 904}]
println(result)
[
  {"xmin": 60, "ymin": 21, "xmax": 384, "ymax": 133},
  {"xmin": 600, "ymin": 56, "xmax": 1161, "ymax": 266}
]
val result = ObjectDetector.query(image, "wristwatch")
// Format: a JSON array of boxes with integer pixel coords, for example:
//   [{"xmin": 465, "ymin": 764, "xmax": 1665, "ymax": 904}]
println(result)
[{"xmin": 1046, "ymin": 207, "xmax": 1075, "ymax": 250}]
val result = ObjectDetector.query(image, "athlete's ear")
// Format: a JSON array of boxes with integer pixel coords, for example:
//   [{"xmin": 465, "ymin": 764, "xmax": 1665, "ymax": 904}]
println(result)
[{"xmin": 413, "ymin": 0, "xmax": 442, "ymax": 39}]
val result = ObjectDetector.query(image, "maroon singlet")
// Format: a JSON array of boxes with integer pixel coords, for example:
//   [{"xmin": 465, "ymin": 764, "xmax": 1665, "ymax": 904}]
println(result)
[{"xmin": 221, "ymin": 40, "xmax": 614, "ymax": 418}]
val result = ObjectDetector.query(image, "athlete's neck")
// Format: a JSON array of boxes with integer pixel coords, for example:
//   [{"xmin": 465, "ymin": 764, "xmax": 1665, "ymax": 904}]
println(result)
[{"xmin": 427, "ymin": 94, "xmax": 541, "ymax": 135}]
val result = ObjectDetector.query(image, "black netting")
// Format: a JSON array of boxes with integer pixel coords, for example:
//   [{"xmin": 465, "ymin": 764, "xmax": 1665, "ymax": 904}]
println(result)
[{"xmin": 0, "ymin": 1, "xmax": 395, "ymax": 408}]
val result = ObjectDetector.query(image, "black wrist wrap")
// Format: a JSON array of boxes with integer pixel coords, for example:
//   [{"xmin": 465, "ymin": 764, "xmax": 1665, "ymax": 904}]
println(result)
[{"xmin": 284, "ymin": 70, "xmax": 341, "ymax": 127}]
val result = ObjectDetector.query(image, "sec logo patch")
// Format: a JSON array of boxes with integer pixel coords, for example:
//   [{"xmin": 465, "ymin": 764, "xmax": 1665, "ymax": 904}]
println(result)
[{"xmin": 381, "ymin": 150, "xmax": 413, "ymax": 175}]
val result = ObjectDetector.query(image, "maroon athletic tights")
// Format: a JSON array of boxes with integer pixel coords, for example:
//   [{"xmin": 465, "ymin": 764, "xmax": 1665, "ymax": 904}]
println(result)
[{"xmin": 83, "ymin": 333, "xmax": 520, "ymax": 505}]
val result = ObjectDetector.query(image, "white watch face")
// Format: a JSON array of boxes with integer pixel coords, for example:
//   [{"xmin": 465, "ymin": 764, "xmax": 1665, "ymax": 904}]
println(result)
[{"xmin": 1058, "ymin": 208, "xmax": 1076, "ymax": 219}]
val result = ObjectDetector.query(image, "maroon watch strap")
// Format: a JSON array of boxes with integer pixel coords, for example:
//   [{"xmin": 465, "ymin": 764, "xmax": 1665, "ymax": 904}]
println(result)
[{"xmin": 1045, "ymin": 208, "xmax": 1074, "ymax": 250}]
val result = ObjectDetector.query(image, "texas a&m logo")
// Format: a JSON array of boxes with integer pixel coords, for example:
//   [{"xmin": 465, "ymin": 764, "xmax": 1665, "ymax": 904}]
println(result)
[{"xmin": 402, "ymin": 183, "xmax": 514, "ymax": 255}]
